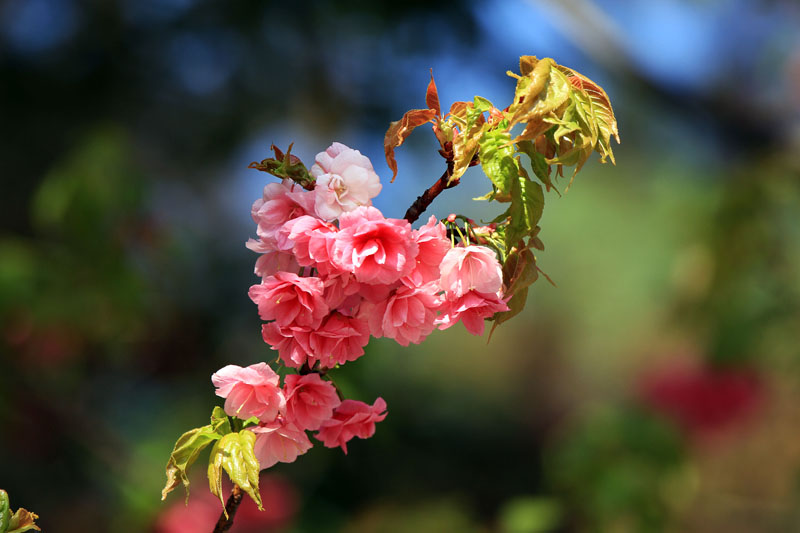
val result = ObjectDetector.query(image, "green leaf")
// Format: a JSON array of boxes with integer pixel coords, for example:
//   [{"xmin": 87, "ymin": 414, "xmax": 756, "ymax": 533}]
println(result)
[
  {"xmin": 472, "ymin": 95, "xmax": 493, "ymax": 114},
  {"xmin": 208, "ymin": 431, "xmax": 263, "ymax": 516},
  {"xmin": 490, "ymin": 247, "xmax": 540, "ymax": 332},
  {"xmin": 506, "ymin": 162, "xmax": 544, "ymax": 249},
  {"xmin": 161, "ymin": 407, "xmax": 233, "ymax": 503},
  {"xmin": 1, "ymin": 490, "xmax": 11, "ymax": 533},
  {"xmin": 503, "ymin": 247, "xmax": 540, "ymax": 299},
  {"xmin": 517, "ymin": 140, "xmax": 560, "ymax": 195},
  {"xmin": 479, "ymin": 129, "xmax": 518, "ymax": 197},
  {"xmin": 210, "ymin": 406, "xmax": 232, "ymax": 434},
  {"xmin": 509, "ymin": 58, "xmax": 570, "ymax": 127},
  {"xmin": 248, "ymin": 144, "xmax": 315, "ymax": 189}
]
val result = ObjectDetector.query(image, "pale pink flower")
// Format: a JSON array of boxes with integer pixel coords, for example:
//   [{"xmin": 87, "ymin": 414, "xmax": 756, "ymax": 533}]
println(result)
[
  {"xmin": 211, "ymin": 363, "xmax": 286, "ymax": 422},
  {"xmin": 361, "ymin": 281, "xmax": 439, "ymax": 346},
  {"xmin": 250, "ymin": 419, "xmax": 313, "ymax": 469},
  {"xmin": 439, "ymin": 245, "xmax": 503, "ymax": 299},
  {"xmin": 407, "ymin": 216, "xmax": 450, "ymax": 284},
  {"xmin": 315, "ymin": 398, "xmax": 388, "ymax": 454},
  {"xmin": 332, "ymin": 206, "xmax": 419, "ymax": 285},
  {"xmin": 251, "ymin": 180, "xmax": 316, "ymax": 244},
  {"xmin": 249, "ymin": 272, "xmax": 328, "ymax": 328},
  {"xmin": 310, "ymin": 142, "xmax": 382, "ymax": 221},
  {"xmin": 283, "ymin": 374, "xmax": 342, "ymax": 431},
  {"xmin": 307, "ymin": 312, "xmax": 370, "ymax": 369},
  {"xmin": 435, "ymin": 291, "xmax": 510, "ymax": 336}
]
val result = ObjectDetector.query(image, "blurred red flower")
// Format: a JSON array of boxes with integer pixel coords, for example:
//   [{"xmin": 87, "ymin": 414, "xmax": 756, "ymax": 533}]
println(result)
[
  {"xmin": 638, "ymin": 360, "xmax": 765, "ymax": 443},
  {"xmin": 154, "ymin": 474, "xmax": 298, "ymax": 533}
]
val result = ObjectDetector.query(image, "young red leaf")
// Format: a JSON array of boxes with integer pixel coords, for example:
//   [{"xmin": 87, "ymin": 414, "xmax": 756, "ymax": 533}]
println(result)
[
  {"xmin": 384, "ymin": 108, "xmax": 437, "ymax": 182},
  {"xmin": 425, "ymin": 69, "xmax": 441, "ymax": 117}
]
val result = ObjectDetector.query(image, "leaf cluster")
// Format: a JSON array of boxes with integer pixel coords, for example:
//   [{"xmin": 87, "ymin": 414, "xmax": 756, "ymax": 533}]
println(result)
[
  {"xmin": 384, "ymin": 55, "xmax": 619, "ymax": 327},
  {"xmin": 161, "ymin": 407, "xmax": 262, "ymax": 515}
]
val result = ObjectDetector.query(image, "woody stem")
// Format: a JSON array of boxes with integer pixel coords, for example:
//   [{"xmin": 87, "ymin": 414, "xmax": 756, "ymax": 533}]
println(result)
[
  {"xmin": 212, "ymin": 485, "xmax": 243, "ymax": 533},
  {"xmin": 403, "ymin": 159, "xmax": 457, "ymax": 224}
]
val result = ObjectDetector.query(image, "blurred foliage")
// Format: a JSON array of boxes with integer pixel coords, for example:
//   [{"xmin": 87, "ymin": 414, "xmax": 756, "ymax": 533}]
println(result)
[{"xmin": 547, "ymin": 407, "xmax": 688, "ymax": 532}]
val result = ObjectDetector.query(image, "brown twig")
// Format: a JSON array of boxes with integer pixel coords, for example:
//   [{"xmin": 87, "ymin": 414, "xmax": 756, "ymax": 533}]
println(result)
[
  {"xmin": 403, "ymin": 145, "xmax": 480, "ymax": 224},
  {"xmin": 213, "ymin": 485, "xmax": 243, "ymax": 533},
  {"xmin": 404, "ymin": 159, "xmax": 457, "ymax": 224}
]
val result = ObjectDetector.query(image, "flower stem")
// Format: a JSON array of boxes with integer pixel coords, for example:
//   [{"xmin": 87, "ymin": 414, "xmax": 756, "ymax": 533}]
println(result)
[{"xmin": 212, "ymin": 485, "xmax": 243, "ymax": 533}]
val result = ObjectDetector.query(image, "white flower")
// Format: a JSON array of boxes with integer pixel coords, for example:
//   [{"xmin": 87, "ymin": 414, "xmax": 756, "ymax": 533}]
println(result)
[{"xmin": 311, "ymin": 142, "xmax": 382, "ymax": 221}]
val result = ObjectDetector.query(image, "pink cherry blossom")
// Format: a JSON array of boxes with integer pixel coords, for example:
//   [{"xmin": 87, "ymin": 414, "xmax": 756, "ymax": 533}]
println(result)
[
  {"xmin": 261, "ymin": 323, "xmax": 311, "ymax": 369},
  {"xmin": 435, "ymin": 291, "xmax": 510, "ymax": 336},
  {"xmin": 321, "ymin": 273, "xmax": 362, "ymax": 312},
  {"xmin": 211, "ymin": 363, "xmax": 286, "ymax": 422},
  {"xmin": 310, "ymin": 142, "xmax": 382, "ymax": 221},
  {"xmin": 283, "ymin": 374, "xmax": 342, "ymax": 431},
  {"xmin": 246, "ymin": 239, "xmax": 301, "ymax": 278},
  {"xmin": 250, "ymin": 419, "xmax": 313, "ymax": 469},
  {"xmin": 277, "ymin": 215, "xmax": 338, "ymax": 273},
  {"xmin": 407, "ymin": 215, "xmax": 450, "ymax": 284},
  {"xmin": 361, "ymin": 281, "xmax": 439, "ymax": 346},
  {"xmin": 307, "ymin": 312, "xmax": 370, "ymax": 369},
  {"xmin": 251, "ymin": 180, "xmax": 316, "ymax": 244},
  {"xmin": 261, "ymin": 312, "xmax": 368, "ymax": 370},
  {"xmin": 315, "ymin": 398, "xmax": 387, "ymax": 454},
  {"xmin": 439, "ymin": 245, "xmax": 503, "ymax": 299},
  {"xmin": 332, "ymin": 206, "xmax": 419, "ymax": 285},
  {"xmin": 249, "ymin": 272, "xmax": 328, "ymax": 328}
]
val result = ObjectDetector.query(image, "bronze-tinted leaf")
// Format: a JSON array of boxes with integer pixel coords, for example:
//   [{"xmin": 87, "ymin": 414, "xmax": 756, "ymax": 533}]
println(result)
[
  {"xmin": 6, "ymin": 509, "xmax": 40, "ymax": 533},
  {"xmin": 503, "ymin": 247, "xmax": 539, "ymax": 297},
  {"xmin": 384, "ymin": 108, "xmax": 437, "ymax": 182},
  {"xmin": 519, "ymin": 55, "xmax": 540, "ymax": 76},
  {"xmin": 447, "ymin": 101, "xmax": 471, "ymax": 120},
  {"xmin": 449, "ymin": 97, "xmax": 494, "ymax": 183},
  {"xmin": 0, "ymin": 491, "xmax": 40, "ymax": 533},
  {"xmin": 425, "ymin": 69, "xmax": 441, "ymax": 117},
  {"xmin": 557, "ymin": 66, "xmax": 620, "ymax": 163}
]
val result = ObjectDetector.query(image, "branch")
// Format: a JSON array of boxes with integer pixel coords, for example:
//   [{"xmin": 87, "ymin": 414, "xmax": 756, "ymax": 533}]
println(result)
[
  {"xmin": 404, "ymin": 160, "xmax": 457, "ymax": 224},
  {"xmin": 212, "ymin": 485, "xmax": 243, "ymax": 533}
]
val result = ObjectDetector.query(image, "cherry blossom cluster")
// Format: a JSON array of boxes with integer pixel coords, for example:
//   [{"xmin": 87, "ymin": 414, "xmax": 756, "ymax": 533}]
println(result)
[
  {"xmin": 213, "ymin": 142, "xmax": 509, "ymax": 469},
  {"xmin": 212, "ymin": 363, "xmax": 386, "ymax": 467}
]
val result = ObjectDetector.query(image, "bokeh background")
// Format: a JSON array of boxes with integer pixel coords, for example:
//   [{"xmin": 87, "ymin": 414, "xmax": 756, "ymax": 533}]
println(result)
[{"xmin": 2, "ymin": 0, "xmax": 800, "ymax": 531}]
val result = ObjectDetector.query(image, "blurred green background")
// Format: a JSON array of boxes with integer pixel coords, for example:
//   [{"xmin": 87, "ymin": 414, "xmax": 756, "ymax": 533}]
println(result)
[{"xmin": 2, "ymin": 0, "xmax": 800, "ymax": 531}]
